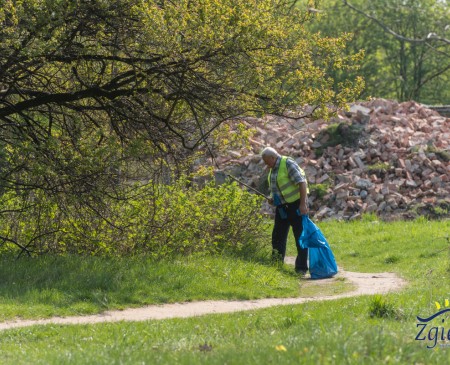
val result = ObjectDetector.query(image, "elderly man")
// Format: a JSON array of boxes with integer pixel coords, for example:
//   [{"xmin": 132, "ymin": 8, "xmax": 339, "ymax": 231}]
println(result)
[{"xmin": 262, "ymin": 147, "xmax": 309, "ymax": 274}]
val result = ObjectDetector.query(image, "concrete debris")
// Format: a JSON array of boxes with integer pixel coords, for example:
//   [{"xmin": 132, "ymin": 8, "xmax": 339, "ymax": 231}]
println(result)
[{"xmin": 200, "ymin": 99, "xmax": 450, "ymax": 220}]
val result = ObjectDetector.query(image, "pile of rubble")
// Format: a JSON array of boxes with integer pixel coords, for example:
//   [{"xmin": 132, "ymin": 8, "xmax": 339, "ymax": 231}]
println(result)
[{"xmin": 212, "ymin": 98, "xmax": 450, "ymax": 220}]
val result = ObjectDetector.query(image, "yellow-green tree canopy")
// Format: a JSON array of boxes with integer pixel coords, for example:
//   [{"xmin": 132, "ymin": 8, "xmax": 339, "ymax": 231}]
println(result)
[
  {"xmin": 0, "ymin": 0, "xmax": 363, "ymax": 255},
  {"xmin": 0, "ymin": 0, "xmax": 363, "ymax": 150},
  {"xmin": 307, "ymin": 0, "xmax": 449, "ymax": 103}
]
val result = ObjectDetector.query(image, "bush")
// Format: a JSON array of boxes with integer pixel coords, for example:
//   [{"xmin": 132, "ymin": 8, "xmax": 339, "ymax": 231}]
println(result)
[
  {"xmin": 0, "ymin": 179, "xmax": 266, "ymax": 258},
  {"xmin": 309, "ymin": 183, "xmax": 330, "ymax": 199},
  {"xmin": 132, "ymin": 179, "xmax": 266, "ymax": 258}
]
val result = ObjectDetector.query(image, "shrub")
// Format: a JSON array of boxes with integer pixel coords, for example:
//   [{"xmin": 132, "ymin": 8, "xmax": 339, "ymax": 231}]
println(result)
[
  {"xmin": 309, "ymin": 183, "xmax": 330, "ymax": 199},
  {"xmin": 367, "ymin": 162, "xmax": 390, "ymax": 173},
  {"xmin": 427, "ymin": 146, "xmax": 450, "ymax": 162},
  {"xmin": 0, "ymin": 179, "xmax": 266, "ymax": 258}
]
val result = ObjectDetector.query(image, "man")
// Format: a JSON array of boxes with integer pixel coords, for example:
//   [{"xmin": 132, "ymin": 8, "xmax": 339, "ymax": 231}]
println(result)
[{"xmin": 261, "ymin": 147, "xmax": 309, "ymax": 274}]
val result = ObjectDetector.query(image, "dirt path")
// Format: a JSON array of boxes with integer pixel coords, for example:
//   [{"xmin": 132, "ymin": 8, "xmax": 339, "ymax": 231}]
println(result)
[{"xmin": 0, "ymin": 258, "xmax": 407, "ymax": 331}]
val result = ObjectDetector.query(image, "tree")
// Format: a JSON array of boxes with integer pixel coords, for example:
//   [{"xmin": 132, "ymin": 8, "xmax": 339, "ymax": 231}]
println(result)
[
  {"xmin": 0, "ymin": 0, "xmax": 363, "ymax": 255},
  {"xmin": 342, "ymin": 0, "xmax": 449, "ymax": 103},
  {"xmin": 308, "ymin": 0, "xmax": 450, "ymax": 103}
]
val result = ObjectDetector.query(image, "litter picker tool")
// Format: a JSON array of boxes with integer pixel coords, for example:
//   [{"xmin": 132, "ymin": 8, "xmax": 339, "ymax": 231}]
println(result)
[
  {"xmin": 224, "ymin": 172, "xmax": 270, "ymax": 200},
  {"xmin": 198, "ymin": 126, "xmax": 270, "ymax": 200}
]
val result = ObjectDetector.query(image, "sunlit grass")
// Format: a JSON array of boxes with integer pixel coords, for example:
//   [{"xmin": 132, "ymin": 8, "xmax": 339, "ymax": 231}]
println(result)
[
  {"xmin": 0, "ymin": 216, "xmax": 449, "ymax": 364},
  {"xmin": 1, "ymin": 294, "xmax": 449, "ymax": 364},
  {"xmin": 0, "ymin": 254, "xmax": 305, "ymax": 320}
]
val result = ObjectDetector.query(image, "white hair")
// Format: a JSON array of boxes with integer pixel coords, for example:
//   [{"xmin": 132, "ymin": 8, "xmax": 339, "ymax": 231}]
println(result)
[{"xmin": 261, "ymin": 147, "xmax": 280, "ymax": 158}]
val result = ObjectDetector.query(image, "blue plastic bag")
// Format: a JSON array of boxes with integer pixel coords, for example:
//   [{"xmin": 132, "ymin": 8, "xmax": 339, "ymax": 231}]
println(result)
[{"xmin": 298, "ymin": 215, "xmax": 338, "ymax": 279}]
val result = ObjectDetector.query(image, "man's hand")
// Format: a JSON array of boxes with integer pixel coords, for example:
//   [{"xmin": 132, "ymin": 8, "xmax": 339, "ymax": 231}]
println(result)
[
  {"xmin": 267, "ymin": 197, "xmax": 274, "ymax": 205},
  {"xmin": 299, "ymin": 200, "xmax": 308, "ymax": 215}
]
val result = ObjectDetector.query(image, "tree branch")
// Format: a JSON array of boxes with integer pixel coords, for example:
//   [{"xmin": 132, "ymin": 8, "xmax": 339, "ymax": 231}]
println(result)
[
  {"xmin": 342, "ymin": 0, "xmax": 450, "ymax": 45},
  {"xmin": 0, "ymin": 235, "xmax": 32, "ymax": 257},
  {"xmin": 0, "ymin": 85, "xmax": 158, "ymax": 118}
]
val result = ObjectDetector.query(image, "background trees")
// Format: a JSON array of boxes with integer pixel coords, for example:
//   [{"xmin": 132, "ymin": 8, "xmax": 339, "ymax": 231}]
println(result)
[
  {"xmin": 307, "ymin": 0, "xmax": 449, "ymax": 104},
  {"xmin": 0, "ymin": 0, "xmax": 362, "ymax": 255}
]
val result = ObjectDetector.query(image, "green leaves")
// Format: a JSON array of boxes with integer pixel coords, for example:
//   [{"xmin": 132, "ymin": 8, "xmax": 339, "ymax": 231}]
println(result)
[
  {"xmin": 308, "ymin": 0, "xmax": 449, "ymax": 103},
  {"xmin": 0, "ymin": 178, "xmax": 266, "ymax": 257},
  {"xmin": 0, "ymin": 0, "xmax": 363, "ymax": 256}
]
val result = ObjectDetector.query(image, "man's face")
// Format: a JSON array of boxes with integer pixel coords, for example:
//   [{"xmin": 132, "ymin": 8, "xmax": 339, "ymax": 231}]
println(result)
[{"xmin": 263, "ymin": 155, "xmax": 277, "ymax": 168}]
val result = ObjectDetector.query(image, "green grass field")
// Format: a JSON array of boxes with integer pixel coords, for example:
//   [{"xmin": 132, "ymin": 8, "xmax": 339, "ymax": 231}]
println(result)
[{"xmin": 0, "ymin": 216, "xmax": 449, "ymax": 364}]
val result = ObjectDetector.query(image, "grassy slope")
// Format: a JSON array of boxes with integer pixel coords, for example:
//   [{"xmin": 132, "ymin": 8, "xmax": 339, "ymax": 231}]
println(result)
[
  {"xmin": 0, "ymin": 254, "xmax": 301, "ymax": 320},
  {"xmin": 0, "ymin": 216, "xmax": 449, "ymax": 364}
]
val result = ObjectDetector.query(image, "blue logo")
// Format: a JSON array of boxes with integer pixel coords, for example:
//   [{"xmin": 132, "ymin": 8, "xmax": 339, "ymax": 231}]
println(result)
[{"xmin": 415, "ymin": 300, "xmax": 450, "ymax": 349}]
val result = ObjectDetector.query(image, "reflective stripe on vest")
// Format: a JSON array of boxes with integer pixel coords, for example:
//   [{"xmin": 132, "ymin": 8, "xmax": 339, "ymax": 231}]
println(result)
[{"xmin": 268, "ymin": 156, "xmax": 304, "ymax": 203}]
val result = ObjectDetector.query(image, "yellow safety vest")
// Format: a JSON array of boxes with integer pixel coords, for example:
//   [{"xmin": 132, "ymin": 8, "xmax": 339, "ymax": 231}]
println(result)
[{"xmin": 268, "ymin": 156, "xmax": 307, "ymax": 203}]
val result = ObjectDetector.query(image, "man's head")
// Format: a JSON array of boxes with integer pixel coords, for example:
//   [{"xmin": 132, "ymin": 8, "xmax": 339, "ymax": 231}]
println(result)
[{"xmin": 261, "ymin": 147, "xmax": 280, "ymax": 168}]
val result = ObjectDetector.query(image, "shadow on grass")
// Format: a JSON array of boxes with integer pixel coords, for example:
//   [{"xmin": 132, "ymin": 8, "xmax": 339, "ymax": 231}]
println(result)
[{"xmin": 0, "ymin": 254, "xmax": 195, "ymax": 310}]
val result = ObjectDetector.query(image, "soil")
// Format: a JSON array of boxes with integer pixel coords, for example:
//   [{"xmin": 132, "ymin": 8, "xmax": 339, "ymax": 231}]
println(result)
[{"xmin": 0, "ymin": 257, "xmax": 407, "ymax": 331}]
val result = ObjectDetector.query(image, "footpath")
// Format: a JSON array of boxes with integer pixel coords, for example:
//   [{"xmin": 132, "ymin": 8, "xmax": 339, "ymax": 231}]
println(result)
[{"xmin": 0, "ymin": 257, "xmax": 406, "ymax": 331}]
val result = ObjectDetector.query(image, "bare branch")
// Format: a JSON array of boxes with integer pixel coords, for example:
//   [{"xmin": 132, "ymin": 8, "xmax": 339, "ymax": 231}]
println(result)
[
  {"xmin": 0, "ymin": 235, "xmax": 32, "ymax": 257},
  {"xmin": 342, "ymin": 0, "xmax": 450, "ymax": 46}
]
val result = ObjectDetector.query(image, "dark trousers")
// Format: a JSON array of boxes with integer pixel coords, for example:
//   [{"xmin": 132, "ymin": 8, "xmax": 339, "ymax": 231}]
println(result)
[{"xmin": 272, "ymin": 199, "xmax": 308, "ymax": 272}]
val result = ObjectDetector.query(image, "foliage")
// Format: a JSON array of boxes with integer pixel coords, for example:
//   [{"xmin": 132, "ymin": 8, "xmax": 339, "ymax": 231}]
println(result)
[
  {"xmin": 366, "ymin": 162, "xmax": 390, "ymax": 173},
  {"xmin": 210, "ymin": 121, "xmax": 256, "ymax": 154},
  {"xmin": 308, "ymin": 183, "xmax": 330, "ymax": 199},
  {"xmin": 413, "ymin": 200, "xmax": 450, "ymax": 220},
  {"xmin": 0, "ymin": 0, "xmax": 364, "ymax": 254},
  {"xmin": 0, "ymin": 179, "xmax": 265, "ymax": 257},
  {"xmin": 306, "ymin": 0, "xmax": 450, "ymax": 104},
  {"xmin": 426, "ymin": 145, "xmax": 450, "ymax": 163}
]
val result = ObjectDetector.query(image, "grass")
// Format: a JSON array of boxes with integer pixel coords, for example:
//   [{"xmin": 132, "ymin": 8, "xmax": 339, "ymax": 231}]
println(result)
[
  {"xmin": 1, "ymin": 296, "xmax": 449, "ymax": 364},
  {"xmin": 285, "ymin": 215, "xmax": 449, "ymax": 282},
  {"xmin": 0, "ymin": 254, "xmax": 303, "ymax": 320},
  {"xmin": 0, "ymin": 216, "xmax": 449, "ymax": 364}
]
